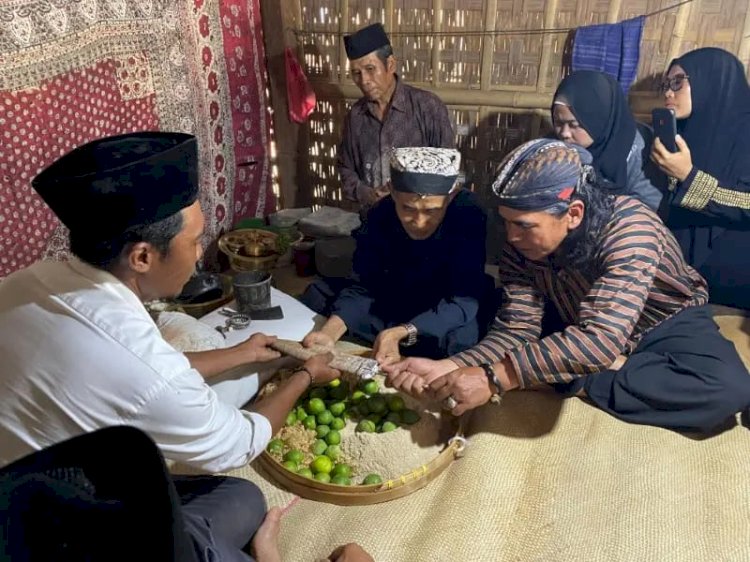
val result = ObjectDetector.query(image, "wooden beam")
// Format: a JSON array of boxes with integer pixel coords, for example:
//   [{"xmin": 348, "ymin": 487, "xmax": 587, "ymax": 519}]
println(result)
[
  {"xmin": 480, "ymin": 0, "xmax": 498, "ymax": 91},
  {"xmin": 666, "ymin": 0, "xmax": 692, "ymax": 66},
  {"xmin": 737, "ymin": 0, "xmax": 750, "ymax": 69},
  {"xmin": 260, "ymin": 0, "xmax": 305, "ymax": 209},
  {"xmin": 338, "ymin": 0, "xmax": 349, "ymax": 84},
  {"xmin": 606, "ymin": 0, "xmax": 622, "ymax": 23},
  {"xmin": 536, "ymin": 0, "xmax": 559, "ymax": 92},
  {"xmin": 432, "ymin": 0, "xmax": 443, "ymax": 87}
]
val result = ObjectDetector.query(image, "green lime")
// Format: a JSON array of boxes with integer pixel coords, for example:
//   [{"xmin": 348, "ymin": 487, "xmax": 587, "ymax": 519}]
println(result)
[
  {"xmin": 362, "ymin": 473, "xmax": 383, "ymax": 485},
  {"xmin": 309, "ymin": 387, "xmax": 328, "ymax": 401},
  {"xmin": 314, "ymin": 472, "xmax": 331, "ymax": 483},
  {"xmin": 360, "ymin": 379, "xmax": 379, "ymax": 395},
  {"xmin": 285, "ymin": 411, "xmax": 298, "ymax": 426},
  {"xmin": 306, "ymin": 398, "xmax": 326, "ymax": 415},
  {"xmin": 330, "ymin": 475, "xmax": 352, "ymax": 486},
  {"xmin": 283, "ymin": 449, "xmax": 305, "ymax": 464},
  {"xmin": 380, "ymin": 421, "xmax": 398, "ymax": 433},
  {"xmin": 302, "ymin": 415, "xmax": 317, "ymax": 430},
  {"xmin": 365, "ymin": 413, "xmax": 382, "ymax": 425},
  {"xmin": 317, "ymin": 410, "xmax": 334, "ymax": 425},
  {"xmin": 328, "ymin": 378, "xmax": 341, "ymax": 388},
  {"xmin": 401, "ymin": 409, "xmax": 421, "ymax": 425},
  {"xmin": 324, "ymin": 444, "xmax": 341, "ymax": 460},
  {"xmin": 297, "ymin": 467, "xmax": 314, "ymax": 478},
  {"xmin": 329, "ymin": 402, "xmax": 346, "ymax": 417},
  {"xmin": 331, "ymin": 463, "xmax": 352, "ymax": 478},
  {"xmin": 325, "ymin": 429, "xmax": 341, "ymax": 445},
  {"xmin": 310, "ymin": 455, "xmax": 333, "ymax": 474},
  {"xmin": 266, "ymin": 439, "xmax": 284, "ymax": 455},
  {"xmin": 350, "ymin": 390, "xmax": 367, "ymax": 404},
  {"xmin": 295, "ymin": 406, "xmax": 308, "ymax": 421},
  {"xmin": 367, "ymin": 395, "xmax": 387, "ymax": 414},
  {"xmin": 385, "ymin": 411, "xmax": 401, "ymax": 425},
  {"xmin": 282, "ymin": 460, "xmax": 298, "ymax": 472},
  {"xmin": 330, "ymin": 417, "xmax": 346, "ymax": 430},
  {"xmin": 356, "ymin": 401, "xmax": 370, "ymax": 416},
  {"xmin": 312, "ymin": 439, "xmax": 328, "ymax": 455},
  {"xmin": 329, "ymin": 383, "xmax": 350, "ymax": 401},
  {"xmin": 356, "ymin": 419, "xmax": 377, "ymax": 433},
  {"xmin": 386, "ymin": 394, "xmax": 406, "ymax": 412},
  {"xmin": 315, "ymin": 425, "xmax": 331, "ymax": 439}
]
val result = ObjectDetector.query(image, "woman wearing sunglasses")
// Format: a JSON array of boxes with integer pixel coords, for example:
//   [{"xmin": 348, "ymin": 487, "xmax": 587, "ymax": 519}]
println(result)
[
  {"xmin": 651, "ymin": 47, "xmax": 750, "ymax": 310},
  {"xmin": 551, "ymin": 70, "xmax": 665, "ymax": 211}
]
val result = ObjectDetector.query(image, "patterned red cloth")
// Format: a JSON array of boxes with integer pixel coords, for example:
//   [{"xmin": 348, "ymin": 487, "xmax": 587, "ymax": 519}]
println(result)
[{"xmin": 0, "ymin": 0, "xmax": 274, "ymax": 278}]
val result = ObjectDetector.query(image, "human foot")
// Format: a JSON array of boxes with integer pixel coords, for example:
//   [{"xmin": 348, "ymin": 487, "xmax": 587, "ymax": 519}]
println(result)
[{"xmin": 251, "ymin": 507, "xmax": 283, "ymax": 562}]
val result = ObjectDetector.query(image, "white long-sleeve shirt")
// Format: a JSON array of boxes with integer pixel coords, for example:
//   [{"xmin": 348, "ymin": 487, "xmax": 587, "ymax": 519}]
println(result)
[{"xmin": 0, "ymin": 258, "xmax": 271, "ymax": 472}]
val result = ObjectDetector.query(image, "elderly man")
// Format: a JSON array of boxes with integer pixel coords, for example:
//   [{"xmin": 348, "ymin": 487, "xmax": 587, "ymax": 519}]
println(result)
[
  {"xmin": 338, "ymin": 23, "xmax": 455, "ymax": 208},
  {"xmin": 0, "ymin": 132, "xmax": 339, "ymax": 562},
  {"xmin": 304, "ymin": 147, "xmax": 494, "ymax": 364},
  {"xmin": 387, "ymin": 139, "xmax": 750, "ymax": 433}
]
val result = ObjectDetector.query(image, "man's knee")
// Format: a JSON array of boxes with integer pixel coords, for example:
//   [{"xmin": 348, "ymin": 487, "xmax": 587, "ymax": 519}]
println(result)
[{"xmin": 692, "ymin": 364, "xmax": 750, "ymax": 432}]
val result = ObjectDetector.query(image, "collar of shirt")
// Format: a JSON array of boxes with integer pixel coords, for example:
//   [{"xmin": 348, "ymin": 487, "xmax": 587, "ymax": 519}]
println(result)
[
  {"xmin": 66, "ymin": 257, "xmax": 147, "ymax": 314},
  {"xmin": 359, "ymin": 75, "xmax": 406, "ymax": 117}
]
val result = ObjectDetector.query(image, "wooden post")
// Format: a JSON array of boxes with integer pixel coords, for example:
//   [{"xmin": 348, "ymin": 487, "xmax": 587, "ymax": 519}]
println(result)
[
  {"xmin": 260, "ymin": 0, "xmax": 306, "ymax": 209},
  {"xmin": 536, "ymin": 0, "xmax": 559, "ymax": 92},
  {"xmin": 431, "ymin": 0, "xmax": 443, "ymax": 86},
  {"xmin": 666, "ymin": 0, "xmax": 692, "ymax": 66},
  {"xmin": 338, "ymin": 0, "xmax": 349, "ymax": 84},
  {"xmin": 606, "ymin": 0, "xmax": 622, "ymax": 23},
  {"xmin": 479, "ymin": 0, "xmax": 498, "ymax": 92},
  {"xmin": 737, "ymin": 0, "xmax": 750, "ymax": 70}
]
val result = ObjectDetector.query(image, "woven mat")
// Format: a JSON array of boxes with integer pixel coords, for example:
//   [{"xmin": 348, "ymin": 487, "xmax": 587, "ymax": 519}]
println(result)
[{"xmin": 174, "ymin": 314, "xmax": 750, "ymax": 561}]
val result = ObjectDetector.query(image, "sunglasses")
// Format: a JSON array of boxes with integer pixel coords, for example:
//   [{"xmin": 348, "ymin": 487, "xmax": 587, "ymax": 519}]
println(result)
[{"xmin": 658, "ymin": 74, "xmax": 689, "ymax": 93}]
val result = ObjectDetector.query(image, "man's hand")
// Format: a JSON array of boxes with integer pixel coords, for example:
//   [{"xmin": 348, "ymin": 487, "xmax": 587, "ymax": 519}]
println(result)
[
  {"xmin": 302, "ymin": 352, "xmax": 340, "ymax": 386},
  {"xmin": 382, "ymin": 357, "xmax": 457, "ymax": 398},
  {"xmin": 234, "ymin": 333, "xmax": 281, "ymax": 363},
  {"xmin": 327, "ymin": 543, "xmax": 375, "ymax": 562},
  {"xmin": 430, "ymin": 367, "xmax": 493, "ymax": 416},
  {"xmin": 302, "ymin": 331, "xmax": 336, "ymax": 350},
  {"xmin": 651, "ymin": 135, "xmax": 693, "ymax": 182},
  {"xmin": 373, "ymin": 326, "xmax": 407, "ymax": 366}
]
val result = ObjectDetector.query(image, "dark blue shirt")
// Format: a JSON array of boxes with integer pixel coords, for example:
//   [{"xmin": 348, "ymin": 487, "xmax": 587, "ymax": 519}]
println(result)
[{"xmin": 332, "ymin": 189, "xmax": 488, "ymax": 341}]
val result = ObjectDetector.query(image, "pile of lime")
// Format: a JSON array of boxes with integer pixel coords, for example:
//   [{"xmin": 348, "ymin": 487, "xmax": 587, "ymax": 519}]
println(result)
[{"xmin": 265, "ymin": 377, "xmax": 421, "ymax": 486}]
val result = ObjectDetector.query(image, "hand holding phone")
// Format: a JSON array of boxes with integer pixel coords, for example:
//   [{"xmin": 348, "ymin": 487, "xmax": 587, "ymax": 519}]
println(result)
[{"xmin": 652, "ymin": 108, "xmax": 678, "ymax": 153}]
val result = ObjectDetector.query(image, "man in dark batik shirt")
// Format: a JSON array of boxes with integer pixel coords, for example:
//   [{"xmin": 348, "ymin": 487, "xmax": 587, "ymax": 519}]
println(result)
[
  {"xmin": 387, "ymin": 139, "xmax": 750, "ymax": 434},
  {"xmin": 338, "ymin": 23, "xmax": 455, "ymax": 208},
  {"xmin": 304, "ymin": 147, "xmax": 495, "ymax": 364}
]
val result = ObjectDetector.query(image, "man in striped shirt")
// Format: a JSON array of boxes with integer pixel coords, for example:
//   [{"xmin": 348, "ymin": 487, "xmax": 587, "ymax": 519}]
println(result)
[{"xmin": 386, "ymin": 139, "xmax": 750, "ymax": 433}]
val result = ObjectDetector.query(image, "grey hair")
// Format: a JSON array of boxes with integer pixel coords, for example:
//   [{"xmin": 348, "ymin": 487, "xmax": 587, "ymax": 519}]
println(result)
[{"xmin": 374, "ymin": 44, "xmax": 394, "ymax": 66}]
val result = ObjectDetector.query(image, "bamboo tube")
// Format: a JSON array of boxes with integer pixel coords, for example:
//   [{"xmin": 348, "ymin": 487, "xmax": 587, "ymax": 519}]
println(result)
[
  {"xmin": 480, "ymin": 0, "xmax": 498, "ymax": 91},
  {"xmin": 270, "ymin": 339, "xmax": 380, "ymax": 379},
  {"xmin": 737, "ymin": 0, "xmax": 750, "ymax": 69},
  {"xmin": 432, "ymin": 0, "xmax": 442, "ymax": 87},
  {"xmin": 606, "ymin": 0, "xmax": 623, "ymax": 24},
  {"xmin": 666, "ymin": 0, "xmax": 692, "ymax": 67},
  {"xmin": 536, "ymin": 0, "xmax": 560, "ymax": 92}
]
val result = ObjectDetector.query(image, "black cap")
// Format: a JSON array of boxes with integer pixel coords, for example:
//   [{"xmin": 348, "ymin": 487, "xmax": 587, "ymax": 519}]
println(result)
[
  {"xmin": 344, "ymin": 23, "xmax": 390, "ymax": 60},
  {"xmin": 32, "ymin": 132, "xmax": 199, "ymax": 238}
]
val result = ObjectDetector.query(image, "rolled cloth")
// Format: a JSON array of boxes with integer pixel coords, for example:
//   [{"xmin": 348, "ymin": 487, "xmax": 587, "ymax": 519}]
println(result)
[{"xmin": 492, "ymin": 138, "xmax": 594, "ymax": 211}]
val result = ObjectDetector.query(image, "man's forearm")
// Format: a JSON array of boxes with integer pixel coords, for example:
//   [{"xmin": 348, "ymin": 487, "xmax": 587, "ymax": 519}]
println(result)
[
  {"xmin": 320, "ymin": 315, "xmax": 348, "ymax": 341},
  {"xmin": 186, "ymin": 346, "xmax": 251, "ymax": 379}
]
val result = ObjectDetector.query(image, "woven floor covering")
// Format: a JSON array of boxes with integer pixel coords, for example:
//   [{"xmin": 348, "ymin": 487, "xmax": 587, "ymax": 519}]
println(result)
[
  {"xmin": 0, "ymin": 0, "xmax": 273, "ymax": 278},
  {"xmin": 212, "ymin": 312, "xmax": 750, "ymax": 562}
]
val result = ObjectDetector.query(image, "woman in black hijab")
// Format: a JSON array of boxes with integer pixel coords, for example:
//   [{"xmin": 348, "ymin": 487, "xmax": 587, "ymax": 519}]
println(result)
[
  {"xmin": 552, "ymin": 70, "xmax": 665, "ymax": 210},
  {"xmin": 651, "ymin": 48, "xmax": 750, "ymax": 310}
]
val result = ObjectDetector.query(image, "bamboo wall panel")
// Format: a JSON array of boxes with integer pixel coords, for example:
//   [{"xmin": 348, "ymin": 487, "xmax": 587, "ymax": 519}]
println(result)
[{"xmin": 276, "ymin": 0, "xmax": 750, "ymax": 208}]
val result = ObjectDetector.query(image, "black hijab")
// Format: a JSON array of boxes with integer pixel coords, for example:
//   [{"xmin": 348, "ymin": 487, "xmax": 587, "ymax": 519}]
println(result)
[
  {"xmin": 672, "ymin": 47, "xmax": 750, "ymax": 188},
  {"xmin": 552, "ymin": 70, "xmax": 636, "ymax": 191}
]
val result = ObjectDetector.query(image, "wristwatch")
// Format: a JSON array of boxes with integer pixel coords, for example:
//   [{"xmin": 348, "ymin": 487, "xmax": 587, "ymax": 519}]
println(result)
[
  {"xmin": 400, "ymin": 323, "xmax": 418, "ymax": 347},
  {"xmin": 479, "ymin": 363, "xmax": 504, "ymax": 405}
]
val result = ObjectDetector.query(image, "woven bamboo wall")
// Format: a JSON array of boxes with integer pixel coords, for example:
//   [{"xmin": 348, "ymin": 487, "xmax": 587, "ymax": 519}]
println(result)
[{"xmin": 269, "ymin": 0, "xmax": 750, "ymax": 208}]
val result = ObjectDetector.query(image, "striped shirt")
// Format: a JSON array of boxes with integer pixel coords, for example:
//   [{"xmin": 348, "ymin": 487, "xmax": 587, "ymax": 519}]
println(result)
[{"xmin": 452, "ymin": 196, "xmax": 708, "ymax": 388}]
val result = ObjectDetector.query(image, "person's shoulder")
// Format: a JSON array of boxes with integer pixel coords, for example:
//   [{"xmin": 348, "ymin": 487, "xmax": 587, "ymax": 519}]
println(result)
[
  {"xmin": 401, "ymin": 82, "xmax": 447, "ymax": 106},
  {"xmin": 606, "ymin": 196, "xmax": 663, "ymax": 238}
]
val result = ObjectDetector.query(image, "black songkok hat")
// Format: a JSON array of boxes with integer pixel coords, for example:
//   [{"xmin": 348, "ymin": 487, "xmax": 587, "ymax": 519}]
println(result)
[
  {"xmin": 32, "ymin": 132, "xmax": 198, "ymax": 238},
  {"xmin": 389, "ymin": 147, "xmax": 461, "ymax": 195},
  {"xmin": 344, "ymin": 23, "xmax": 391, "ymax": 60}
]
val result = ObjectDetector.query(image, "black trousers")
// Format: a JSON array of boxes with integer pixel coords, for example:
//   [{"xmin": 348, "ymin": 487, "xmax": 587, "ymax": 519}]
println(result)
[
  {"xmin": 176, "ymin": 475, "xmax": 266, "ymax": 562},
  {"xmin": 559, "ymin": 305, "xmax": 750, "ymax": 432}
]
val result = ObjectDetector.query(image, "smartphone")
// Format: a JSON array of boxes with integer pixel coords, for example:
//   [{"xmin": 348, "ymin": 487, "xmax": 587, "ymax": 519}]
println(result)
[{"xmin": 652, "ymin": 108, "xmax": 677, "ymax": 153}]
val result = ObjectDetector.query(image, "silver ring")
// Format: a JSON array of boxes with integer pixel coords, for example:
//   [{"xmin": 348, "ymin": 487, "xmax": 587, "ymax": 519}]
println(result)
[{"xmin": 443, "ymin": 396, "xmax": 458, "ymax": 410}]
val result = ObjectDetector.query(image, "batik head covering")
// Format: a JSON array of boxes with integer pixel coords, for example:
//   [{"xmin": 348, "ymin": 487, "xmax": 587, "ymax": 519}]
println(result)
[
  {"xmin": 492, "ymin": 139, "xmax": 593, "ymax": 210},
  {"xmin": 32, "ymin": 132, "xmax": 198, "ymax": 239},
  {"xmin": 552, "ymin": 70, "xmax": 636, "ymax": 192},
  {"xmin": 344, "ymin": 23, "xmax": 391, "ymax": 60},
  {"xmin": 389, "ymin": 147, "xmax": 461, "ymax": 195}
]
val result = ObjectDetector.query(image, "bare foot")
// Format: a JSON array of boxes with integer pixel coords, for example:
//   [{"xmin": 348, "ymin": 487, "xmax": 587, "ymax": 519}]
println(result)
[{"xmin": 251, "ymin": 507, "xmax": 283, "ymax": 562}]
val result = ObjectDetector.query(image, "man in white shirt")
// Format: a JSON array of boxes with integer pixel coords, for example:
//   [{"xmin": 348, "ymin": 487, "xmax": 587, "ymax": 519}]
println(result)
[{"xmin": 0, "ymin": 132, "xmax": 338, "ymax": 562}]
